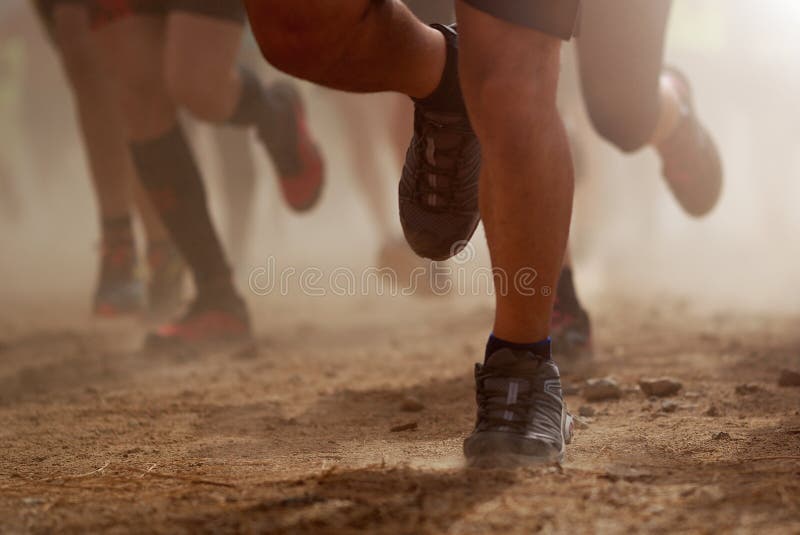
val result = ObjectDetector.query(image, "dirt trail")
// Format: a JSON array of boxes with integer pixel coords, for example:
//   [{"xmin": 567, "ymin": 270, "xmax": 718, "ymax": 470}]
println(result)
[{"xmin": 0, "ymin": 296, "xmax": 798, "ymax": 534}]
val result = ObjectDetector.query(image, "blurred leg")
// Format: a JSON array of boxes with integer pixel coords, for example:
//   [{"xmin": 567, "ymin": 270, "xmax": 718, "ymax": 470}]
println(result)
[{"xmin": 458, "ymin": 1, "xmax": 573, "ymax": 343}]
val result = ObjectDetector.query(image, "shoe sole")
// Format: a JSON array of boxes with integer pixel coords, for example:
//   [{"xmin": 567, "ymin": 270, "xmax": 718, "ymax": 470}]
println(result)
[{"xmin": 464, "ymin": 432, "xmax": 565, "ymax": 468}]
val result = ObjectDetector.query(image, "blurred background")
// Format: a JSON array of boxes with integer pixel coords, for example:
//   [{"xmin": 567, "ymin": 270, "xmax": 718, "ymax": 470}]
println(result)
[{"xmin": 1, "ymin": 0, "xmax": 799, "ymax": 330}]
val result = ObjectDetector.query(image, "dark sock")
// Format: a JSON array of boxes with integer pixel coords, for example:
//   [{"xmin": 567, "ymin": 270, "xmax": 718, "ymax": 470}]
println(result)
[
  {"xmin": 131, "ymin": 125, "xmax": 236, "ymax": 304},
  {"xmin": 556, "ymin": 268, "xmax": 583, "ymax": 314},
  {"xmin": 485, "ymin": 334, "xmax": 552, "ymax": 362},
  {"xmin": 227, "ymin": 68, "xmax": 297, "ymax": 174},
  {"xmin": 414, "ymin": 24, "xmax": 466, "ymax": 114},
  {"xmin": 227, "ymin": 68, "xmax": 279, "ymax": 128}
]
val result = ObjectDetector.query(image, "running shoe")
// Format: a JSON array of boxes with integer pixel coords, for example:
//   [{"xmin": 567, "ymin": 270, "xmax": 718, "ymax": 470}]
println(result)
[
  {"xmin": 93, "ymin": 243, "xmax": 144, "ymax": 318},
  {"xmin": 464, "ymin": 348, "xmax": 574, "ymax": 466},
  {"xmin": 146, "ymin": 241, "xmax": 186, "ymax": 321},
  {"xmin": 258, "ymin": 81, "xmax": 325, "ymax": 212},
  {"xmin": 144, "ymin": 293, "xmax": 252, "ymax": 352},
  {"xmin": 657, "ymin": 67, "xmax": 723, "ymax": 218},
  {"xmin": 551, "ymin": 297, "xmax": 594, "ymax": 368},
  {"xmin": 399, "ymin": 25, "xmax": 481, "ymax": 261}
]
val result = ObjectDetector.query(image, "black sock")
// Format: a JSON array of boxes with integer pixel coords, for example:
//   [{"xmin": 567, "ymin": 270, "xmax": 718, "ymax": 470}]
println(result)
[
  {"xmin": 227, "ymin": 68, "xmax": 278, "ymax": 128},
  {"xmin": 485, "ymin": 335, "xmax": 552, "ymax": 362},
  {"xmin": 227, "ymin": 68, "xmax": 297, "ymax": 174},
  {"xmin": 131, "ymin": 125, "xmax": 235, "ymax": 304},
  {"xmin": 414, "ymin": 24, "xmax": 466, "ymax": 114},
  {"xmin": 556, "ymin": 268, "xmax": 583, "ymax": 314}
]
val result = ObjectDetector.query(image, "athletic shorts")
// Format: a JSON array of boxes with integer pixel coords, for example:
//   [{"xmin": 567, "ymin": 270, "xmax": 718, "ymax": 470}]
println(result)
[
  {"xmin": 462, "ymin": 0, "xmax": 581, "ymax": 40},
  {"xmin": 90, "ymin": 0, "xmax": 246, "ymax": 28},
  {"xmin": 404, "ymin": 0, "xmax": 454, "ymax": 24}
]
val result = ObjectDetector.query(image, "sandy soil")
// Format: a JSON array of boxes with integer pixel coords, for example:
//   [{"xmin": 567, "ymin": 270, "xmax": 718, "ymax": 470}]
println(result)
[{"xmin": 0, "ymin": 295, "xmax": 799, "ymax": 534}]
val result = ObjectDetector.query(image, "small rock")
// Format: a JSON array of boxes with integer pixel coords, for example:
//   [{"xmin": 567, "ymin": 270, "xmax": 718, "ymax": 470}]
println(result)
[
  {"xmin": 712, "ymin": 431, "xmax": 731, "ymax": 441},
  {"xmin": 603, "ymin": 466, "xmax": 655, "ymax": 483},
  {"xmin": 22, "ymin": 497, "xmax": 45, "ymax": 506},
  {"xmin": 623, "ymin": 385, "xmax": 642, "ymax": 395},
  {"xmin": 639, "ymin": 377, "xmax": 683, "ymax": 398},
  {"xmin": 573, "ymin": 416, "xmax": 591, "ymax": 430},
  {"xmin": 704, "ymin": 405, "xmax": 721, "ymax": 417},
  {"xmin": 583, "ymin": 378, "xmax": 622, "ymax": 402},
  {"xmin": 683, "ymin": 391, "xmax": 702, "ymax": 399},
  {"xmin": 578, "ymin": 405, "xmax": 597, "ymax": 417},
  {"xmin": 778, "ymin": 369, "xmax": 800, "ymax": 387},
  {"xmin": 735, "ymin": 384, "xmax": 762, "ymax": 395},
  {"xmin": 390, "ymin": 422, "xmax": 418, "ymax": 433},
  {"xmin": 400, "ymin": 396, "xmax": 425, "ymax": 412},
  {"xmin": 695, "ymin": 485, "xmax": 726, "ymax": 503},
  {"xmin": 563, "ymin": 384, "xmax": 582, "ymax": 396},
  {"xmin": 660, "ymin": 400, "xmax": 679, "ymax": 413}
]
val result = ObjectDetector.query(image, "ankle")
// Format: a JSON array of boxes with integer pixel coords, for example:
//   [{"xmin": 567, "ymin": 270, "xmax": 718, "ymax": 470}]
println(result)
[{"xmin": 485, "ymin": 334, "xmax": 551, "ymax": 362}]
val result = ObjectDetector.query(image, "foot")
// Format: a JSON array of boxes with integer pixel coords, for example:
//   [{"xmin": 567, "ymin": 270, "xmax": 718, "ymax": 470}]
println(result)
[
  {"xmin": 259, "ymin": 81, "xmax": 325, "ymax": 212},
  {"xmin": 551, "ymin": 297, "xmax": 594, "ymax": 371},
  {"xmin": 93, "ymin": 243, "xmax": 144, "ymax": 318},
  {"xmin": 144, "ymin": 293, "xmax": 252, "ymax": 353},
  {"xmin": 146, "ymin": 241, "xmax": 186, "ymax": 321},
  {"xmin": 399, "ymin": 25, "xmax": 481, "ymax": 261},
  {"xmin": 464, "ymin": 348, "xmax": 574, "ymax": 467},
  {"xmin": 657, "ymin": 67, "xmax": 723, "ymax": 218}
]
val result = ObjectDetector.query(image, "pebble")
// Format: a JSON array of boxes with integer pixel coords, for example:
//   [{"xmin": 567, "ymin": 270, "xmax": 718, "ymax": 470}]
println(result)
[
  {"xmin": 400, "ymin": 396, "xmax": 425, "ymax": 412},
  {"xmin": 583, "ymin": 378, "xmax": 622, "ymax": 402},
  {"xmin": 578, "ymin": 405, "xmax": 597, "ymax": 417},
  {"xmin": 660, "ymin": 400, "xmax": 679, "ymax": 413},
  {"xmin": 735, "ymin": 384, "xmax": 762, "ymax": 395},
  {"xmin": 390, "ymin": 422, "xmax": 418, "ymax": 433},
  {"xmin": 704, "ymin": 405, "xmax": 721, "ymax": 417},
  {"xmin": 573, "ymin": 416, "xmax": 591, "ymax": 430},
  {"xmin": 712, "ymin": 431, "xmax": 731, "ymax": 441},
  {"xmin": 778, "ymin": 369, "xmax": 800, "ymax": 387},
  {"xmin": 639, "ymin": 377, "xmax": 683, "ymax": 398}
]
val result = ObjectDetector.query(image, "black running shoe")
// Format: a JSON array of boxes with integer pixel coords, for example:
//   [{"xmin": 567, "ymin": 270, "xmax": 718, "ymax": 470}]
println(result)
[
  {"xmin": 551, "ymin": 297, "xmax": 594, "ymax": 371},
  {"xmin": 464, "ymin": 348, "xmax": 574, "ymax": 466},
  {"xmin": 399, "ymin": 25, "xmax": 481, "ymax": 261},
  {"xmin": 258, "ymin": 81, "xmax": 325, "ymax": 212}
]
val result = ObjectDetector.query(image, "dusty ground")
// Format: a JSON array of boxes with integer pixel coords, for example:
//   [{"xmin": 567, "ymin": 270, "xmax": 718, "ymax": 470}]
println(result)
[{"xmin": 0, "ymin": 295, "xmax": 799, "ymax": 534}]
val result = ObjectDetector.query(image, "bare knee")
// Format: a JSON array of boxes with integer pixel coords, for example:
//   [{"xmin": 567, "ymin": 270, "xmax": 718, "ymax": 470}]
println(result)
[
  {"xmin": 586, "ymin": 104, "xmax": 653, "ymax": 153},
  {"xmin": 461, "ymin": 39, "xmax": 562, "ymax": 143},
  {"xmin": 164, "ymin": 64, "xmax": 231, "ymax": 122}
]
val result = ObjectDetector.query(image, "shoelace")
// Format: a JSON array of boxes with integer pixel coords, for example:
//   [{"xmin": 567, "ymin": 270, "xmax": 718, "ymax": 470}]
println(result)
[
  {"xmin": 413, "ymin": 110, "xmax": 474, "ymax": 211},
  {"xmin": 475, "ymin": 362, "xmax": 553, "ymax": 433}
]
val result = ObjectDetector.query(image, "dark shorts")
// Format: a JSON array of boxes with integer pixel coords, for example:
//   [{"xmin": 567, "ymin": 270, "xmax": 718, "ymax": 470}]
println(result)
[
  {"xmin": 404, "ymin": 0, "xmax": 454, "ymax": 24},
  {"xmin": 90, "ymin": 0, "xmax": 246, "ymax": 28},
  {"xmin": 461, "ymin": 0, "xmax": 581, "ymax": 40}
]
